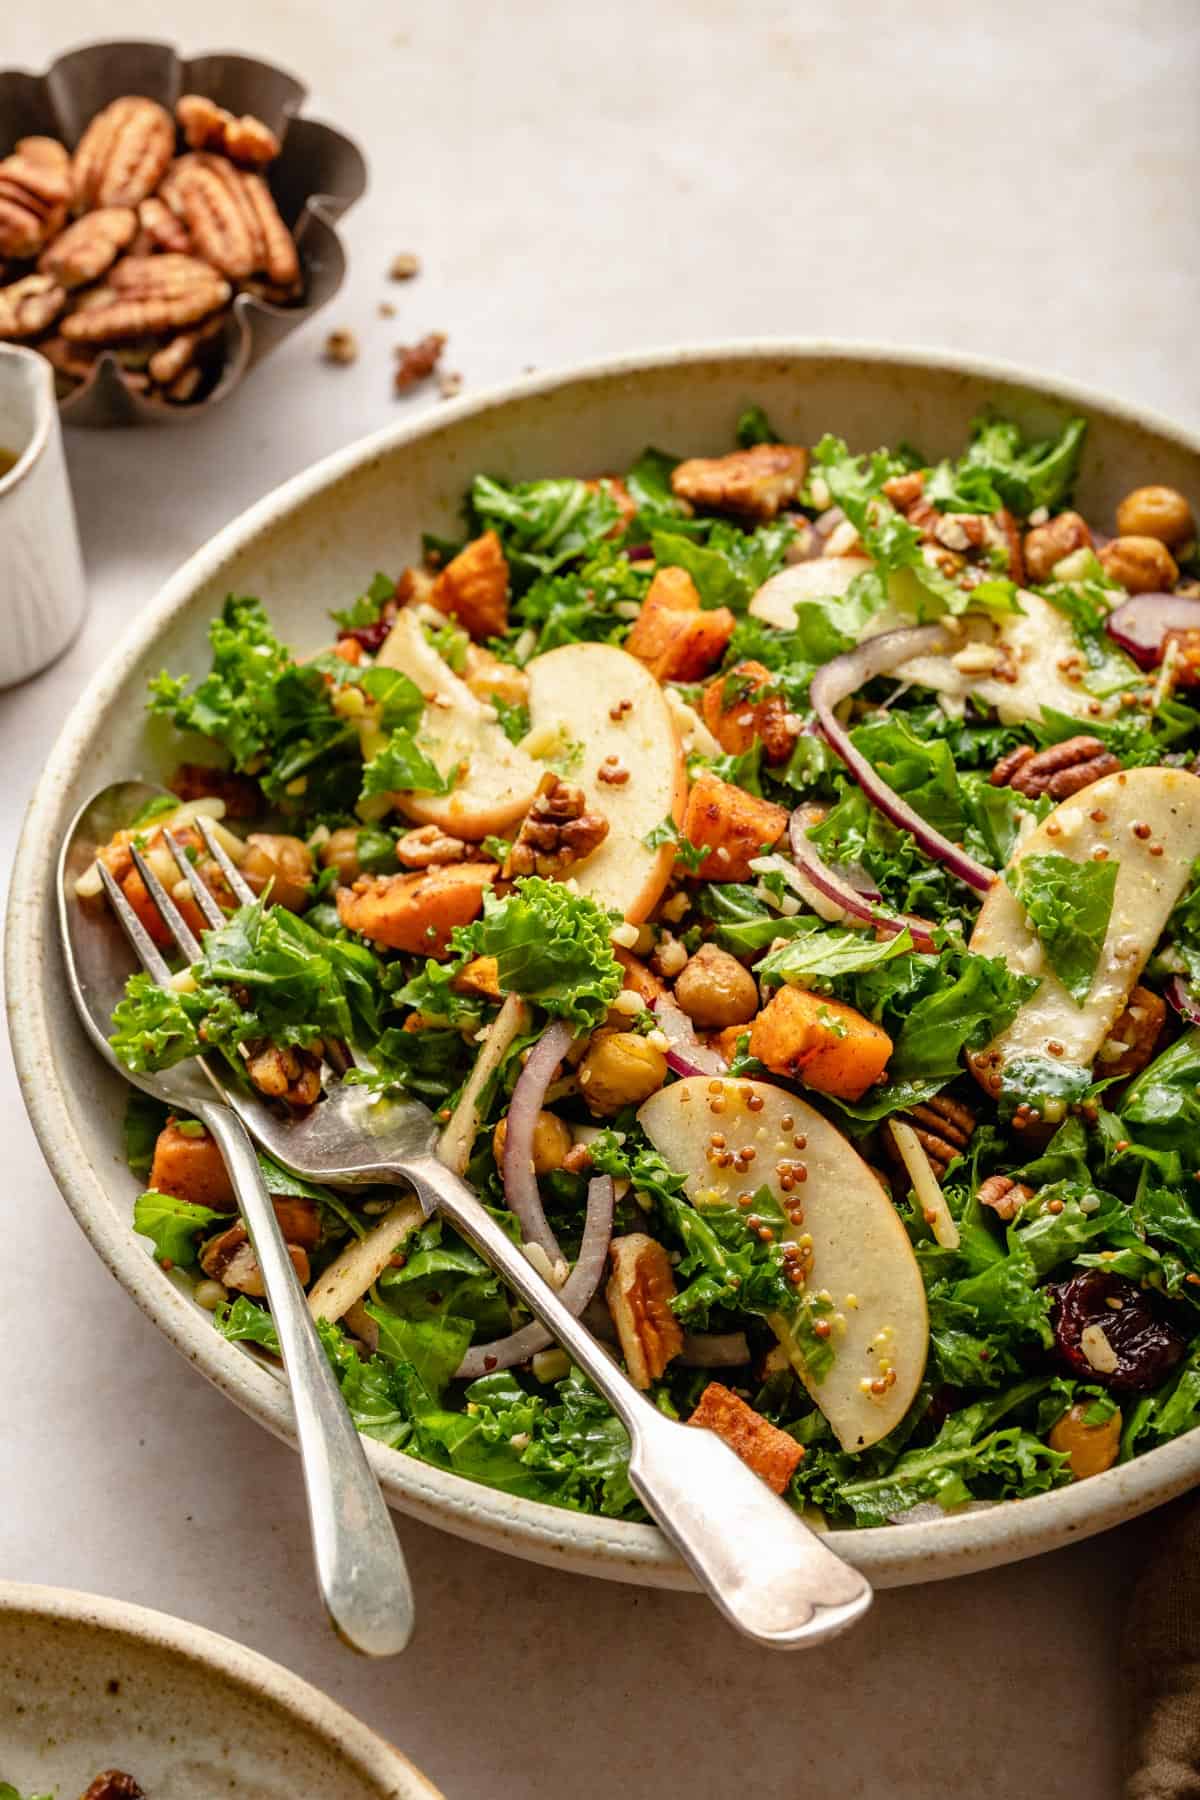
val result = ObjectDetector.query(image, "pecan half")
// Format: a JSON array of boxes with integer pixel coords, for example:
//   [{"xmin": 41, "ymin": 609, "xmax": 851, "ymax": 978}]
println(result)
[
  {"xmin": 505, "ymin": 772, "xmax": 609, "ymax": 878},
  {"xmin": 606, "ymin": 1233, "xmax": 684, "ymax": 1388},
  {"xmin": 671, "ymin": 443, "xmax": 810, "ymax": 520},
  {"xmin": 1097, "ymin": 985, "xmax": 1166, "ymax": 1081},
  {"xmin": 160, "ymin": 154, "xmax": 261, "ymax": 281},
  {"xmin": 61, "ymin": 257, "xmax": 230, "ymax": 342},
  {"xmin": 0, "ymin": 138, "xmax": 71, "ymax": 256},
  {"xmin": 72, "ymin": 97, "xmax": 174, "ymax": 210},
  {"xmin": 39, "ymin": 205, "xmax": 137, "ymax": 287},
  {"xmin": 991, "ymin": 735, "xmax": 1122, "ymax": 801},
  {"xmin": 239, "ymin": 170, "xmax": 300, "ymax": 288},
  {"xmin": 176, "ymin": 93, "xmax": 281, "ymax": 166},
  {"xmin": 886, "ymin": 1093, "xmax": 976, "ymax": 1180},
  {"xmin": 147, "ymin": 312, "xmax": 227, "ymax": 386},
  {"xmin": 977, "ymin": 1175, "xmax": 1034, "ymax": 1222},
  {"xmin": 395, "ymin": 822, "xmax": 469, "ymax": 867},
  {"xmin": 0, "ymin": 273, "xmax": 66, "ymax": 340},
  {"xmin": 137, "ymin": 193, "xmax": 192, "ymax": 253}
]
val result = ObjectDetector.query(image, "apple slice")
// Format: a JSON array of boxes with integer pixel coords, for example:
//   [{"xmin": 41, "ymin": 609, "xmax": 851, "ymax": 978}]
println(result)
[
  {"xmin": 525, "ymin": 642, "xmax": 686, "ymax": 922},
  {"xmin": 969, "ymin": 766, "xmax": 1200, "ymax": 1086},
  {"xmin": 749, "ymin": 556, "xmax": 872, "ymax": 630},
  {"xmin": 638, "ymin": 1076, "xmax": 928, "ymax": 1452},
  {"xmin": 879, "ymin": 591, "xmax": 1113, "ymax": 726},
  {"xmin": 375, "ymin": 610, "xmax": 541, "ymax": 839}
]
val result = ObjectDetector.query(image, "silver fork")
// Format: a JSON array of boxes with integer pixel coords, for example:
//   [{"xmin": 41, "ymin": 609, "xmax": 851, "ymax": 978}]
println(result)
[
  {"xmin": 90, "ymin": 793, "xmax": 872, "ymax": 1649},
  {"xmin": 58, "ymin": 784, "xmax": 415, "ymax": 1658}
]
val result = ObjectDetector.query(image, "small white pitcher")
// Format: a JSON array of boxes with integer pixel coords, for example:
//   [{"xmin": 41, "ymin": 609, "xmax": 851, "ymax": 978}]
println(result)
[{"xmin": 0, "ymin": 345, "xmax": 86, "ymax": 686}]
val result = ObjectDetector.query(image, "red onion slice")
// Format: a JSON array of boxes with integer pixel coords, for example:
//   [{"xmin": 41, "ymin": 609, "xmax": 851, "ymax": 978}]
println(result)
[
  {"xmin": 788, "ymin": 808, "xmax": 938, "ymax": 953},
  {"xmin": 502, "ymin": 1018, "xmax": 575, "ymax": 1261},
  {"xmin": 1165, "ymin": 975, "xmax": 1200, "ymax": 1027},
  {"xmin": 1105, "ymin": 593, "xmax": 1200, "ymax": 670},
  {"xmin": 810, "ymin": 626, "xmax": 996, "ymax": 895},
  {"xmin": 679, "ymin": 1331, "xmax": 751, "ymax": 1368},
  {"xmin": 652, "ymin": 994, "xmax": 730, "ymax": 1078},
  {"xmin": 456, "ymin": 1175, "xmax": 615, "ymax": 1379}
]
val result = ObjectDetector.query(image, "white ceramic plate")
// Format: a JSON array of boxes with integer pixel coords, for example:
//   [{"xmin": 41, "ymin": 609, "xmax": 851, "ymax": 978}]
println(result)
[
  {"xmin": 0, "ymin": 1581, "xmax": 439, "ymax": 1796},
  {"xmin": 10, "ymin": 342, "xmax": 1200, "ymax": 1591}
]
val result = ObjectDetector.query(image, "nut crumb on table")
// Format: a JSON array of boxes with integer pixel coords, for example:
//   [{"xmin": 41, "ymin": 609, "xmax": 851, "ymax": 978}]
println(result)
[{"xmin": 394, "ymin": 329, "xmax": 446, "ymax": 391}]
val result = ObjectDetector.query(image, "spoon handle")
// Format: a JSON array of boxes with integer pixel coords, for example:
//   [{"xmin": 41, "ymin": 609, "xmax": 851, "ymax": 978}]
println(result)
[
  {"xmin": 201, "ymin": 1102, "xmax": 415, "ymax": 1656},
  {"xmin": 403, "ymin": 1154, "xmax": 872, "ymax": 1650}
]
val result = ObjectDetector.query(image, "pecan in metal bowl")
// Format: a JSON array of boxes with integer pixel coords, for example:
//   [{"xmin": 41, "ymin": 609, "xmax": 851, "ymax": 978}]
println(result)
[{"xmin": 0, "ymin": 39, "xmax": 366, "ymax": 425}]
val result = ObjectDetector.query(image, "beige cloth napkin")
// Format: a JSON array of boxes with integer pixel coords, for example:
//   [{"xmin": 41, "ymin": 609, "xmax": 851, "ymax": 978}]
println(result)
[{"xmin": 1123, "ymin": 1498, "xmax": 1200, "ymax": 1796}]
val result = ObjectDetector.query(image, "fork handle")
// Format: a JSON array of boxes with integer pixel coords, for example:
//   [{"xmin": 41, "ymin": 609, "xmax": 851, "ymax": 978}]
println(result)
[
  {"xmin": 402, "ymin": 1154, "xmax": 872, "ymax": 1650},
  {"xmin": 200, "ymin": 1102, "xmax": 414, "ymax": 1656}
]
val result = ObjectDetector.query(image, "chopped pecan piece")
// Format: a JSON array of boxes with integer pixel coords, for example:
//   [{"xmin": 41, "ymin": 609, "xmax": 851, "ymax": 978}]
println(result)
[
  {"xmin": 72, "ymin": 97, "xmax": 174, "ymax": 210},
  {"xmin": 670, "ymin": 443, "xmax": 810, "ymax": 520},
  {"xmin": 882, "ymin": 470, "xmax": 926, "ymax": 510},
  {"xmin": 199, "ymin": 1200, "xmax": 318, "ymax": 1295},
  {"xmin": 395, "ymin": 330, "xmax": 446, "ymax": 392},
  {"xmin": 395, "ymin": 822, "xmax": 470, "ymax": 867},
  {"xmin": 505, "ymin": 772, "xmax": 609, "ymax": 878},
  {"xmin": 1098, "ymin": 984, "xmax": 1166, "ymax": 1080},
  {"xmin": 39, "ymin": 205, "xmax": 137, "ymax": 287},
  {"xmin": 992, "ymin": 735, "xmax": 1122, "ymax": 801},
  {"xmin": 887, "ymin": 1093, "xmax": 976, "ymax": 1179},
  {"xmin": 606, "ymin": 1233, "xmax": 685, "ymax": 1388},
  {"xmin": 78, "ymin": 1773, "xmax": 147, "ymax": 1800},
  {"xmin": 1164, "ymin": 627, "xmax": 1200, "ymax": 688},
  {"xmin": 0, "ymin": 273, "xmax": 66, "ymax": 340},
  {"xmin": 1023, "ymin": 510, "xmax": 1092, "ymax": 584},
  {"xmin": 176, "ymin": 93, "xmax": 281, "ymax": 166},
  {"xmin": 689, "ymin": 1381, "xmax": 805, "ymax": 1493},
  {"xmin": 430, "ymin": 529, "xmax": 509, "ymax": 638},
  {"xmin": 976, "ymin": 1175, "xmax": 1034, "ymax": 1222},
  {"xmin": 243, "ymin": 1042, "xmax": 324, "ymax": 1108}
]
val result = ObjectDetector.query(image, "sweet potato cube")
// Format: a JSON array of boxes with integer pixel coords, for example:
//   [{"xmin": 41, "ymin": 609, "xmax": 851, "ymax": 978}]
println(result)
[
  {"xmin": 681, "ymin": 770, "xmax": 788, "ymax": 880},
  {"xmin": 625, "ymin": 565, "xmax": 735, "ymax": 682},
  {"xmin": 150, "ymin": 1119, "xmax": 237, "ymax": 1213},
  {"xmin": 431, "ymin": 530, "xmax": 509, "ymax": 640},
  {"xmin": 689, "ymin": 1381, "xmax": 805, "ymax": 1493},
  {"xmin": 750, "ymin": 985, "xmax": 892, "ymax": 1102},
  {"xmin": 336, "ymin": 862, "xmax": 496, "ymax": 955},
  {"xmin": 701, "ymin": 661, "xmax": 798, "ymax": 764}
]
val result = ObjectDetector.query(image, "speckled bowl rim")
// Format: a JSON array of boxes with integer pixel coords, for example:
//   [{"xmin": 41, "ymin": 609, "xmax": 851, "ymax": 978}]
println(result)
[
  {"xmin": 0, "ymin": 1579, "xmax": 441, "ymax": 1794},
  {"xmin": 10, "ymin": 339, "xmax": 1200, "ymax": 1592}
]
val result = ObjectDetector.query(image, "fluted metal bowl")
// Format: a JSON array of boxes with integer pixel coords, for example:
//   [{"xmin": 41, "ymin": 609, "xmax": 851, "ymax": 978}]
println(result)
[{"xmin": 0, "ymin": 39, "xmax": 367, "ymax": 426}]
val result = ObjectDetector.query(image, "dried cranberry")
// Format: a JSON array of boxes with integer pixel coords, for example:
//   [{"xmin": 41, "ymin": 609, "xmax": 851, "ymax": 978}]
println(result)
[
  {"xmin": 339, "ymin": 598, "xmax": 399, "ymax": 654},
  {"xmin": 1050, "ymin": 1269, "xmax": 1186, "ymax": 1393}
]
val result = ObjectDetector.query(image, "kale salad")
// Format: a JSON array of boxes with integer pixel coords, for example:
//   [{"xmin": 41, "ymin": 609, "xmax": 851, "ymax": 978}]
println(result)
[{"xmin": 88, "ymin": 403, "xmax": 1200, "ymax": 1529}]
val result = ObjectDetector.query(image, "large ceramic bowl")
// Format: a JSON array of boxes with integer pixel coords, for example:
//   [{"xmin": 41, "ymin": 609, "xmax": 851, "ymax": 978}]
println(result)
[
  {"xmin": 10, "ymin": 343, "xmax": 1200, "ymax": 1591},
  {"xmin": 0, "ymin": 1581, "xmax": 440, "ymax": 1796}
]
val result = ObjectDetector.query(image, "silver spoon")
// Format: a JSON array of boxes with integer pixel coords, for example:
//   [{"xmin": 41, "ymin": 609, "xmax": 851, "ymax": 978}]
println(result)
[{"xmin": 58, "ymin": 781, "xmax": 415, "ymax": 1657}]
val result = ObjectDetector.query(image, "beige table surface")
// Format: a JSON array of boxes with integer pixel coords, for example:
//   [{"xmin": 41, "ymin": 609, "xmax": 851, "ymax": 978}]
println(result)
[{"xmin": 3, "ymin": 2, "xmax": 1197, "ymax": 1794}]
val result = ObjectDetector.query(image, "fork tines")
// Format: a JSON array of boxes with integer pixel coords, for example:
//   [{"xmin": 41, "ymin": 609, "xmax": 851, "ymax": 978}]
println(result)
[{"xmin": 100, "ymin": 810, "xmax": 257, "ymax": 990}]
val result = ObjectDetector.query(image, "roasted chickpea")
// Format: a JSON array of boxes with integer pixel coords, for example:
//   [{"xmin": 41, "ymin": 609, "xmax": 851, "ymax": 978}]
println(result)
[
  {"xmin": 673, "ymin": 943, "xmax": 760, "ymax": 1030},
  {"xmin": 240, "ymin": 832, "xmax": 314, "ymax": 912},
  {"xmin": 578, "ymin": 1032, "xmax": 668, "ymax": 1115},
  {"xmin": 1115, "ymin": 484, "xmax": 1194, "ymax": 548},
  {"xmin": 320, "ymin": 826, "xmax": 361, "ymax": 885},
  {"xmin": 1022, "ymin": 510, "xmax": 1092, "ymax": 584},
  {"xmin": 1047, "ymin": 1401, "xmax": 1122, "ymax": 1480},
  {"xmin": 493, "ymin": 1109, "xmax": 573, "ymax": 1175},
  {"xmin": 1097, "ymin": 535, "xmax": 1179, "ymax": 595}
]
